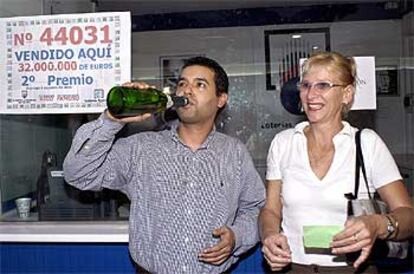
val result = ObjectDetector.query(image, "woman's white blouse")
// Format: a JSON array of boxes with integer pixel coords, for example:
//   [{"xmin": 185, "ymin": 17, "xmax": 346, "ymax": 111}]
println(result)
[{"xmin": 266, "ymin": 121, "xmax": 402, "ymax": 266}]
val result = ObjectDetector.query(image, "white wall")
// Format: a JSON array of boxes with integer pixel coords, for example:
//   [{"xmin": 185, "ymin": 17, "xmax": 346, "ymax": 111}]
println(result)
[
  {"xmin": 132, "ymin": 19, "xmax": 407, "ymax": 163},
  {"xmin": 332, "ymin": 20, "xmax": 406, "ymax": 154},
  {"xmin": 0, "ymin": 0, "xmax": 410, "ymax": 178},
  {"xmin": 1, "ymin": 1, "xmax": 408, "ymax": 159},
  {"xmin": 0, "ymin": 0, "xmax": 95, "ymax": 18},
  {"xmin": 401, "ymin": 12, "xmax": 414, "ymax": 155},
  {"xmin": 0, "ymin": 0, "xmax": 43, "ymax": 17}
]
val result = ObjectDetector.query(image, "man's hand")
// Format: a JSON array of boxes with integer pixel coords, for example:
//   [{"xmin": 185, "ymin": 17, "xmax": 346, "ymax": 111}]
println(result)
[
  {"xmin": 106, "ymin": 81, "xmax": 154, "ymax": 123},
  {"xmin": 198, "ymin": 226, "xmax": 235, "ymax": 265}
]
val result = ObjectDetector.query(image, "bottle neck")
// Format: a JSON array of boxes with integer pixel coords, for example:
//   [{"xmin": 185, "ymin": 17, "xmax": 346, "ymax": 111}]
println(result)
[{"xmin": 165, "ymin": 93, "xmax": 173, "ymax": 109}]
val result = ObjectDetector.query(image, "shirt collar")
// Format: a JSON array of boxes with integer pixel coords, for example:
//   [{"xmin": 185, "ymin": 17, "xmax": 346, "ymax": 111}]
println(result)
[
  {"xmin": 294, "ymin": 120, "xmax": 353, "ymax": 137},
  {"xmin": 169, "ymin": 122, "xmax": 217, "ymax": 150}
]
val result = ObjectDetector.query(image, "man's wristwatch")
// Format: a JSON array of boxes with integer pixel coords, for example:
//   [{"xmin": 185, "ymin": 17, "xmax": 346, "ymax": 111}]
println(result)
[{"xmin": 384, "ymin": 215, "xmax": 397, "ymax": 240}]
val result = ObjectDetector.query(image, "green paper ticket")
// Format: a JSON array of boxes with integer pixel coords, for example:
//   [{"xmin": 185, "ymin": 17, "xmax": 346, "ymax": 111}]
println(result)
[{"xmin": 303, "ymin": 225, "xmax": 343, "ymax": 249}]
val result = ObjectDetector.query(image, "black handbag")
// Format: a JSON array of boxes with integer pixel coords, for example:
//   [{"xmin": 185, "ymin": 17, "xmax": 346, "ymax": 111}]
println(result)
[{"xmin": 346, "ymin": 129, "xmax": 408, "ymax": 259}]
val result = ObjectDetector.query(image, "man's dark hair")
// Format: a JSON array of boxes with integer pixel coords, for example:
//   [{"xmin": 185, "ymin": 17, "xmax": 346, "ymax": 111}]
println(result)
[{"xmin": 181, "ymin": 56, "xmax": 229, "ymax": 96}]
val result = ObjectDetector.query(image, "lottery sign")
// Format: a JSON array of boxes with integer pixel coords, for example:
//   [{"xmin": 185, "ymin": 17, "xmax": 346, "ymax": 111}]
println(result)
[{"xmin": 0, "ymin": 12, "xmax": 131, "ymax": 114}]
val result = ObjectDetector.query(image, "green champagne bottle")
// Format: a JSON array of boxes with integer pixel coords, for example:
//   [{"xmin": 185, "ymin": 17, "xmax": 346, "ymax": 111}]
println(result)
[{"xmin": 106, "ymin": 86, "xmax": 188, "ymax": 118}]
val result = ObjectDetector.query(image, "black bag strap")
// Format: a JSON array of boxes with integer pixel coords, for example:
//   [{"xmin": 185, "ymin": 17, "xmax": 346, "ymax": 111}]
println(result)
[
  {"xmin": 355, "ymin": 129, "xmax": 373, "ymax": 200},
  {"xmin": 354, "ymin": 130, "xmax": 361, "ymax": 198}
]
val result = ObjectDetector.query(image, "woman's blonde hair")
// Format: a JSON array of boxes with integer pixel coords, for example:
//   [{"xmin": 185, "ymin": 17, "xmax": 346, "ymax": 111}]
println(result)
[{"xmin": 301, "ymin": 51, "xmax": 357, "ymax": 115}]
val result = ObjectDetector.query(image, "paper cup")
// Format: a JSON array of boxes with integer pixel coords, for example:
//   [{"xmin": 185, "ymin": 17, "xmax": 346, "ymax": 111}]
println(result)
[{"xmin": 15, "ymin": 197, "xmax": 31, "ymax": 219}]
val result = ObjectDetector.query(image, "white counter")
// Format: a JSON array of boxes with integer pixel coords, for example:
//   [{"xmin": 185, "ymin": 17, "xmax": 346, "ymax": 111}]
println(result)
[{"xmin": 0, "ymin": 221, "xmax": 129, "ymax": 243}]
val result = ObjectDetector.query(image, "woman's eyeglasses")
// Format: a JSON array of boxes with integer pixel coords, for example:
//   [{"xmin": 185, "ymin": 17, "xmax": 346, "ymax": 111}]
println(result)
[{"xmin": 297, "ymin": 81, "xmax": 346, "ymax": 93}]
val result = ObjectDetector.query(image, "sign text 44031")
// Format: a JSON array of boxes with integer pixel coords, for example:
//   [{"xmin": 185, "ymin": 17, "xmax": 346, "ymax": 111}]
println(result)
[{"xmin": 14, "ymin": 25, "xmax": 112, "ymax": 47}]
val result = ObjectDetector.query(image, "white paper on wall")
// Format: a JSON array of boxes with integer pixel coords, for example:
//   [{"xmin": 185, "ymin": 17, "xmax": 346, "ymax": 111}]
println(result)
[{"xmin": 352, "ymin": 56, "xmax": 376, "ymax": 110}]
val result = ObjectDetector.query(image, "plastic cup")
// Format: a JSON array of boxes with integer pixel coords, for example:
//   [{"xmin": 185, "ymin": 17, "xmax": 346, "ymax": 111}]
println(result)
[{"xmin": 15, "ymin": 197, "xmax": 31, "ymax": 219}]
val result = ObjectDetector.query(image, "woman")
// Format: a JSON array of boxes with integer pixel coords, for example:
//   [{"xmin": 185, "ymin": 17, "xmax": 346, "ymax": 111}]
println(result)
[{"xmin": 259, "ymin": 51, "xmax": 413, "ymax": 273}]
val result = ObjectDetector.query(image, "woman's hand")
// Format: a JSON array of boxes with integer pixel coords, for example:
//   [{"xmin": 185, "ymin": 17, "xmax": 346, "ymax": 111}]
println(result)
[
  {"xmin": 261, "ymin": 232, "xmax": 292, "ymax": 271},
  {"xmin": 331, "ymin": 215, "xmax": 382, "ymax": 269}
]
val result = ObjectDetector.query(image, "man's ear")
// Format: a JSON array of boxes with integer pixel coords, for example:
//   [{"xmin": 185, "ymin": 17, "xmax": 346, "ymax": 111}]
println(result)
[{"xmin": 217, "ymin": 93, "xmax": 228, "ymax": 108}]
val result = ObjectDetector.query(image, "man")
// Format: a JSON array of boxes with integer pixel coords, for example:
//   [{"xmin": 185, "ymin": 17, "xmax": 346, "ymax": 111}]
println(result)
[{"xmin": 63, "ymin": 56, "xmax": 265, "ymax": 273}]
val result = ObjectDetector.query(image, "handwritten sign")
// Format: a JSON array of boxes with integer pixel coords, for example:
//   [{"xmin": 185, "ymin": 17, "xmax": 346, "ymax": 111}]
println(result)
[
  {"xmin": 0, "ymin": 12, "xmax": 131, "ymax": 114},
  {"xmin": 352, "ymin": 56, "xmax": 376, "ymax": 110}
]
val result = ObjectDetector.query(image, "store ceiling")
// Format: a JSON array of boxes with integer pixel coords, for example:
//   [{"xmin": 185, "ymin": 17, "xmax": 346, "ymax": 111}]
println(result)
[
  {"xmin": 0, "ymin": 0, "xmax": 400, "ymax": 17},
  {"xmin": 94, "ymin": 0, "xmax": 396, "ymax": 15}
]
